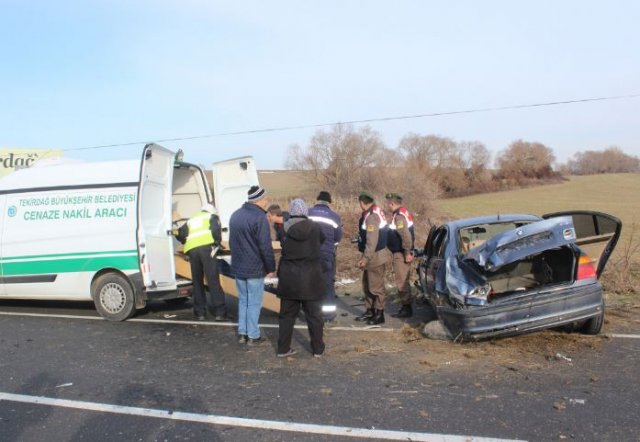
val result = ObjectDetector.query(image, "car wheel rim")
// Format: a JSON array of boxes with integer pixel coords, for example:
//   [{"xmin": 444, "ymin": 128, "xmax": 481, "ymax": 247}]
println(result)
[{"xmin": 100, "ymin": 283, "xmax": 126, "ymax": 314}]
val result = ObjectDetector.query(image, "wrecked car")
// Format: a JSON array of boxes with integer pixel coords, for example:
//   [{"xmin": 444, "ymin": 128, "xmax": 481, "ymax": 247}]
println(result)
[{"xmin": 416, "ymin": 211, "xmax": 621, "ymax": 340}]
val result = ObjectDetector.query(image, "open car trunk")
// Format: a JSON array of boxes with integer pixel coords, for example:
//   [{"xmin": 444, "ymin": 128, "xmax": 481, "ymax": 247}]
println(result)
[
  {"xmin": 481, "ymin": 246, "xmax": 576, "ymax": 298},
  {"xmin": 455, "ymin": 212, "xmax": 621, "ymax": 304},
  {"xmin": 457, "ymin": 216, "xmax": 578, "ymax": 300}
]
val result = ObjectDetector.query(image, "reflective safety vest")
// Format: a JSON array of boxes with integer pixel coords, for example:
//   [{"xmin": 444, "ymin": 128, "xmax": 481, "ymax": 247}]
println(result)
[
  {"xmin": 183, "ymin": 210, "xmax": 214, "ymax": 253},
  {"xmin": 358, "ymin": 205, "xmax": 388, "ymax": 253},
  {"xmin": 387, "ymin": 207, "xmax": 415, "ymax": 253}
]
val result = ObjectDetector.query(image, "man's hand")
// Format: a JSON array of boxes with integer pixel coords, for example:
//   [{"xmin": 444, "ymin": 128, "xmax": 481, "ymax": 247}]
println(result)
[
  {"xmin": 404, "ymin": 253, "xmax": 414, "ymax": 264},
  {"xmin": 266, "ymin": 272, "xmax": 276, "ymax": 278},
  {"xmin": 357, "ymin": 259, "xmax": 367, "ymax": 270}
]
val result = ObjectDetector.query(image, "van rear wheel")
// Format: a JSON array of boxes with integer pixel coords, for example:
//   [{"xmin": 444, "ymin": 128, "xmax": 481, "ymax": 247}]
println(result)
[{"xmin": 92, "ymin": 274, "xmax": 136, "ymax": 321}]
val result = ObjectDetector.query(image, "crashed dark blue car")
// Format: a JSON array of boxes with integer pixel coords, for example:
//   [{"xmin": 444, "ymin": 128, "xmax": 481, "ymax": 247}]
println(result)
[{"xmin": 417, "ymin": 211, "xmax": 621, "ymax": 340}]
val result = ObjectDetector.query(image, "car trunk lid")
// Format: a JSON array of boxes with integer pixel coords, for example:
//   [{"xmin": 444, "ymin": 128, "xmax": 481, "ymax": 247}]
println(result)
[
  {"xmin": 463, "ymin": 216, "xmax": 577, "ymax": 272},
  {"xmin": 542, "ymin": 211, "xmax": 622, "ymax": 278}
]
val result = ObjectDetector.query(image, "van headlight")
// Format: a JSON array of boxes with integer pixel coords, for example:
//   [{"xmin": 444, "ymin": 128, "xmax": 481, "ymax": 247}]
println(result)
[{"xmin": 465, "ymin": 284, "xmax": 491, "ymax": 306}]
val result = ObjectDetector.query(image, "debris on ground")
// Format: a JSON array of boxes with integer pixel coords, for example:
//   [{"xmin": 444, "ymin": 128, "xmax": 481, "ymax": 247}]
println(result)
[
  {"xmin": 553, "ymin": 400, "xmax": 567, "ymax": 411},
  {"xmin": 554, "ymin": 352, "xmax": 572, "ymax": 362},
  {"xmin": 421, "ymin": 321, "xmax": 452, "ymax": 340}
]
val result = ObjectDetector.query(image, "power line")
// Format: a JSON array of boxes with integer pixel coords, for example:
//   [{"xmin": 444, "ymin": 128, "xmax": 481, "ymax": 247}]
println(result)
[{"xmin": 65, "ymin": 93, "xmax": 640, "ymax": 152}]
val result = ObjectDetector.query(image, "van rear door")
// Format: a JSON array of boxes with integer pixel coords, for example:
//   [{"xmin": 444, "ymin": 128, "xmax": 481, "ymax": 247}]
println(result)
[
  {"xmin": 0, "ymin": 195, "xmax": 6, "ymax": 295},
  {"xmin": 212, "ymin": 157, "xmax": 260, "ymax": 242},
  {"xmin": 138, "ymin": 143, "xmax": 177, "ymax": 291}
]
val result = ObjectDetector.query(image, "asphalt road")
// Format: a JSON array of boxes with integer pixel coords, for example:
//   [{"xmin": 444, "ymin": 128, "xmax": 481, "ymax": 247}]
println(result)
[{"xmin": 0, "ymin": 297, "xmax": 638, "ymax": 442}]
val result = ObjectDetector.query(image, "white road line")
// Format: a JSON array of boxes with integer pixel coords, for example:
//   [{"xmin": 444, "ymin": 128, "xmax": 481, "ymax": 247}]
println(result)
[
  {"xmin": 607, "ymin": 333, "xmax": 640, "ymax": 339},
  {"xmin": 0, "ymin": 391, "xmax": 523, "ymax": 442},
  {"xmin": 0, "ymin": 311, "xmax": 394, "ymax": 332},
  {"xmin": 1, "ymin": 311, "xmax": 638, "ymax": 338}
]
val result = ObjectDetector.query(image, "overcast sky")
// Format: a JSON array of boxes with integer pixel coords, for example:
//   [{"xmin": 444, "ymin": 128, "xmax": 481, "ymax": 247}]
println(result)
[{"xmin": 1, "ymin": 1, "xmax": 639, "ymax": 169}]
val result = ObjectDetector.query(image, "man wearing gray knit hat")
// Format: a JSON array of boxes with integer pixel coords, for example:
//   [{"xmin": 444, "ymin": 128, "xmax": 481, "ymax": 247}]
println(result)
[{"xmin": 229, "ymin": 185, "xmax": 276, "ymax": 344}]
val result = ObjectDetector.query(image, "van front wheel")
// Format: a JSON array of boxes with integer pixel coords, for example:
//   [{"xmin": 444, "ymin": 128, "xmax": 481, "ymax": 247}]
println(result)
[{"xmin": 92, "ymin": 274, "xmax": 136, "ymax": 321}]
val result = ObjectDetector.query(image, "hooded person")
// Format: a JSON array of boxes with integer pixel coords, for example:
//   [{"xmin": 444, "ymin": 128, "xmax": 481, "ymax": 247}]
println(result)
[{"xmin": 276, "ymin": 198, "xmax": 326, "ymax": 358}]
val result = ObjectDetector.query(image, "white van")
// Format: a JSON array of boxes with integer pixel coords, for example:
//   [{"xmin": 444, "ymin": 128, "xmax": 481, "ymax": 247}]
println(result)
[{"xmin": 0, "ymin": 143, "xmax": 259, "ymax": 321}]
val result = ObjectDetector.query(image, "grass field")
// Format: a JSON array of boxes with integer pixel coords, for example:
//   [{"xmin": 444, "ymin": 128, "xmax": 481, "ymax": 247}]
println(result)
[
  {"xmin": 437, "ymin": 174, "xmax": 640, "ymax": 259},
  {"xmin": 260, "ymin": 171, "xmax": 640, "ymax": 260},
  {"xmin": 258, "ymin": 170, "xmax": 317, "ymax": 200},
  {"xmin": 260, "ymin": 171, "xmax": 639, "ymax": 231},
  {"xmin": 260, "ymin": 171, "xmax": 639, "ymax": 294},
  {"xmin": 437, "ymin": 174, "xmax": 639, "ymax": 223}
]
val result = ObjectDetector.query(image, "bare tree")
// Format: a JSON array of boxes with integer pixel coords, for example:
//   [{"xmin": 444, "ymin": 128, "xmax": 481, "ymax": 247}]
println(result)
[
  {"xmin": 398, "ymin": 134, "xmax": 467, "ymax": 193},
  {"xmin": 495, "ymin": 140, "xmax": 556, "ymax": 182},
  {"xmin": 566, "ymin": 146, "xmax": 640, "ymax": 175},
  {"xmin": 285, "ymin": 124, "xmax": 389, "ymax": 197},
  {"xmin": 460, "ymin": 140, "xmax": 492, "ymax": 188}
]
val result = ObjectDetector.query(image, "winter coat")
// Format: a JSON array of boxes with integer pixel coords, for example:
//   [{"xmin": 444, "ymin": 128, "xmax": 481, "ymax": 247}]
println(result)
[
  {"xmin": 229, "ymin": 202, "xmax": 276, "ymax": 279},
  {"xmin": 308, "ymin": 202, "xmax": 343, "ymax": 257},
  {"xmin": 277, "ymin": 216, "xmax": 325, "ymax": 301}
]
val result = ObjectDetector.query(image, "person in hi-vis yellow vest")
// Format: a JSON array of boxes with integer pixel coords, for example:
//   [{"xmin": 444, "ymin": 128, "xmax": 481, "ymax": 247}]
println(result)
[{"xmin": 176, "ymin": 204, "xmax": 231, "ymax": 321}]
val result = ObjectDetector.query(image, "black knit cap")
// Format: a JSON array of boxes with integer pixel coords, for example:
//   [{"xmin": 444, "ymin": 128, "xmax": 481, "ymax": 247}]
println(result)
[
  {"xmin": 248, "ymin": 185, "xmax": 266, "ymax": 202},
  {"xmin": 316, "ymin": 190, "xmax": 332, "ymax": 203}
]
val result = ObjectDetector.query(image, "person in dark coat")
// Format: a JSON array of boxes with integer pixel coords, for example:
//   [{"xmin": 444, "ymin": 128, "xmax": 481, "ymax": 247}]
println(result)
[
  {"xmin": 229, "ymin": 185, "xmax": 276, "ymax": 344},
  {"xmin": 307, "ymin": 191, "xmax": 343, "ymax": 321},
  {"xmin": 276, "ymin": 198, "xmax": 326, "ymax": 358}
]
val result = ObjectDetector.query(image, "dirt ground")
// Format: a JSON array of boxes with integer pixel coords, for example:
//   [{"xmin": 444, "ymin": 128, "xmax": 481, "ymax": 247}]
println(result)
[{"xmin": 307, "ymin": 275, "xmax": 640, "ymax": 379}]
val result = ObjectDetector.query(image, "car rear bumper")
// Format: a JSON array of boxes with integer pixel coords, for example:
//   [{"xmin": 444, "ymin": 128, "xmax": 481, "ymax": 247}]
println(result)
[{"xmin": 437, "ymin": 282, "xmax": 604, "ymax": 340}]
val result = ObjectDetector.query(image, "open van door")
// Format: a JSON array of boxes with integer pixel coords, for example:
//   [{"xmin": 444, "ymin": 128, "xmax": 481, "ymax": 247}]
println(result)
[
  {"xmin": 0, "ymin": 195, "xmax": 6, "ymax": 296},
  {"xmin": 542, "ymin": 211, "xmax": 622, "ymax": 278},
  {"xmin": 212, "ymin": 156, "xmax": 260, "ymax": 242},
  {"xmin": 138, "ymin": 143, "xmax": 177, "ymax": 291}
]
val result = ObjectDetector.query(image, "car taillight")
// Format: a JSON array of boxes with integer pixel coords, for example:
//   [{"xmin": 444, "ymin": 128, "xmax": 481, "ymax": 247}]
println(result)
[{"xmin": 577, "ymin": 255, "xmax": 597, "ymax": 280}]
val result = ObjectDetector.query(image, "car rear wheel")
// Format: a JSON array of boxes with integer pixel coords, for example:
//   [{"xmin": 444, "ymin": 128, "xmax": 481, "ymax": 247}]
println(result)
[
  {"xmin": 92, "ymin": 273, "xmax": 136, "ymax": 321},
  {"xmin": 580, "ymin": 302, "xmax": 604, "ymax": 335}
]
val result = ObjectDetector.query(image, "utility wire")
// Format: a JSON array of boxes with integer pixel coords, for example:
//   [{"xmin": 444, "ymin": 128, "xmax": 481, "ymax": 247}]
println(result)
[{"xmin": 65, "ymin": 93, "xmax": 640, "ymax": 152}]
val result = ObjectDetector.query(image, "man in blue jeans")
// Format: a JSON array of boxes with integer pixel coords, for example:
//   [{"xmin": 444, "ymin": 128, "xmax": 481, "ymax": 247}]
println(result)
[{"xmin": 229, "ymin": 185, "xmax": 276, "ymax": 344}]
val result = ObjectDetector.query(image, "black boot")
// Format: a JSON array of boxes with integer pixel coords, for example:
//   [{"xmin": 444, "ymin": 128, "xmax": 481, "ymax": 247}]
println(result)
[
  {"xmin": 355, "ymin": 309, "xmax": 374, "ymax": 322},
  {"xmin": 367, "ymin": 309, "xmax": 385, "ymax": 325},
  {"xmin": 392, "ymin": 304, "xmax": 413, "ymax": 318}
]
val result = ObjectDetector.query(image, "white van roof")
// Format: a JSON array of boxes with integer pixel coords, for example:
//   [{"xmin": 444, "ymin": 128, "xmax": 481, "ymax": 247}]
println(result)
[{"xmin": 0, "ymin": 159, "xmax": 141, "ymax": 191}]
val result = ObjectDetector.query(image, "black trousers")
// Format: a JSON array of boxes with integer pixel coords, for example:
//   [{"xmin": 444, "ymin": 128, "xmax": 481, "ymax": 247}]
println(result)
[
  {"xmin": 188, "ymin": 245, "xmax": 225, "ymax": 317},
  {"xmin": 277, "ymin": 298, "xmax": 325, "ymax": 355},
  {"xmin": 320, "ymin": 253, "xmax": 337, "ymax": 320}
]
